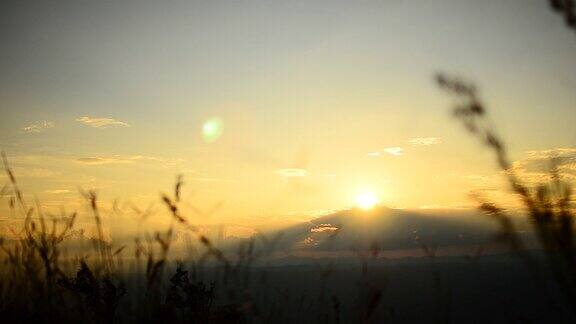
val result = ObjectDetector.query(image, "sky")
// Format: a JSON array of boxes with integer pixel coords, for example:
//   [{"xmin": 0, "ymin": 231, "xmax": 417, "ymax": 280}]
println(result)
[{"xmin": 0, "ymin": 0, "xmax": 575, "ymax": 237}]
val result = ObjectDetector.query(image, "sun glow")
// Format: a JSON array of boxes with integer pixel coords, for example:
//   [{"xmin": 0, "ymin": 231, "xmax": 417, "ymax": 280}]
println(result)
[{"xmin": 355, "ymin": 191, "xmax": 379, "ymax": 210}]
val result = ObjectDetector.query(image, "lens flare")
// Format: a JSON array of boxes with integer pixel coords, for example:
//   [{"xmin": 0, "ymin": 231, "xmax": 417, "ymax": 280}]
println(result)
[{"xmin": 202, "ymin": 117, "xmax": 223, "ymax": 143}]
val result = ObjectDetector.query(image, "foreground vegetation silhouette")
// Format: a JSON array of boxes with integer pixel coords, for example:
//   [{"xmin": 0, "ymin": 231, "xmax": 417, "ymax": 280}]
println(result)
[{"xmin": 1, "ymin": 2, "xmax": 575, "ymax": 323}]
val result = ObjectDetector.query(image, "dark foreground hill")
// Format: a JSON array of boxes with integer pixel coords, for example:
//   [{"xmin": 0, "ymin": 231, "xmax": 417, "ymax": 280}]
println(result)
[{"xmin": 114, "ymin": 253, "xmax": 571, "ymax": 323}]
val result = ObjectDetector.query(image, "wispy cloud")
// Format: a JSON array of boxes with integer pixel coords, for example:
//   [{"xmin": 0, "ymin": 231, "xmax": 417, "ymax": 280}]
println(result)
[
  {"xmin": 409, "ymin": 137, "xmax": 442, "ymax": 146},
  {"xmin": 384, "ymin": 147, "xmax": 404, "ymax": 156},
  {"xmin": 461, "ymin": 147, "xmax": 576, "ymax": 207},
  {"xmin": 44, "ymin": 189, "xmax": 71, "ymax": 194},
  {"xmin": 525, "ymin": 148, "xmax": 576, "ymax": 160},
  {"xmin": 21, "ymin": 121, "xmax": 55, "ymax": 133},
  {"xmin": 76, "ymin": 116, "xmax": 130, "ymax": 128},
  {"xmin": 76, "ymin": 157, "xmax": 135, "ymax": 165},
  {"xmin": 75, "ymin": 155, "xmax": 182, "ymax": 166},
  {"xmin": 513, "ymin": 147, "xmax": 576, "ymax": 183},
  {"xmin": 276, "ymin": 168, "xmax": 308, "ymax": 177},
  {"xmin": 310, "ymin": 224, "xmax": 339, "ymax": 233},
  {"xmin": 368, "ymin": 137, "xmax": 441, "ymax": 157}
]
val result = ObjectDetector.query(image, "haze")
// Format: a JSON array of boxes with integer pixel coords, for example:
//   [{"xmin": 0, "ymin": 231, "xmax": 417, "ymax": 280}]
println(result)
[{"xmin": 1, "ymin": 0, "xmax": 575, "ymax": 237}]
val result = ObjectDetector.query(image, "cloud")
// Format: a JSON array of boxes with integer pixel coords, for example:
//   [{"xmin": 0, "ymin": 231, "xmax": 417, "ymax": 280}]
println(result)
[
  {"xmin": 76, "ymin": 157, "xmax": 135, "ymax": 165},
  {"xmin": 409, "ymin": 137, "xmax": 442, "ymax": 146},
  {"xmin": 21, "ymin": 121, "xmax": 55, "ymax": 133},
  {"xmin": 75, "ymin": 155, "xmax": 182, "ymax": 166},
  {"xmin": 369, "ymin": 138, "xmax": 441, "ymax": 157},
  {"xmin": 44, "ymin": 189, "xmax": 71, "ymax": 194},
  {"xmin": 462, "ymin": 147, "xmax": 576, "ymax": 207},
  {"xmin": 384, "ymin": 147, "xmax": 404, "ymax": 156},
  {"xmin": 276, "ymin": 168, "xmax": 308, "ymax": 177},
  {"xmin": 310, "ymin": 224, "xmax": 339, "ymax": 233},
  {"xmin": 525, "ymin": 148, "xmax": 576, "ymax": 160},
  {"xmin": 513, "ymin": 147, "xmax": 576, "ymax": 183},
  {"xmin": 76, "ymin": 116, "xmax": 130, "ymax": 128}
]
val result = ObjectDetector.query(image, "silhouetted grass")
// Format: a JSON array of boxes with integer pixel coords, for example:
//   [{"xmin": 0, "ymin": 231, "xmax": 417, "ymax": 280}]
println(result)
[
  {"xmin": 436, "ymin": 73, "xmax": 576, "ymax": 318},
  {"xmin": 4, "ymin": 147, "xmax": 494, "ymax": 323},
  {"xmin": 549, "ymin": 0, "xmax": 576, "ymax": 32}
]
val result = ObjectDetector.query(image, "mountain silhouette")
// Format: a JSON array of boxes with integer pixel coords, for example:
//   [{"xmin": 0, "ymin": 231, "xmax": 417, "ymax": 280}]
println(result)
[{"xmin": 247, "ymin": 206, "xmax": 530, "ymax": 255}]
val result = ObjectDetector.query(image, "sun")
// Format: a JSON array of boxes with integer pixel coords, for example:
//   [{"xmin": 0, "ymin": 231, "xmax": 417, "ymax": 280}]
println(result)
[{"xmin": 355, "ymin": 191, "xmax": 379, "ymax": 210}]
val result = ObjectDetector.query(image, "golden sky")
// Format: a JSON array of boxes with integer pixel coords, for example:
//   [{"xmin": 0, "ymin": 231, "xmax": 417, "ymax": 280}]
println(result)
[{"xmin": 0, "ymin": 0, "xmax": 575, "ymax": 237}]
